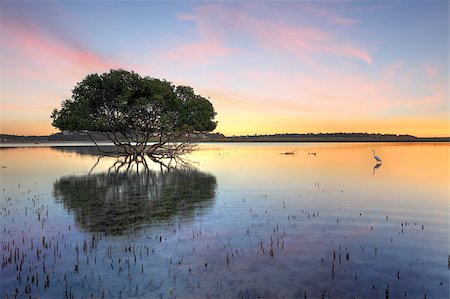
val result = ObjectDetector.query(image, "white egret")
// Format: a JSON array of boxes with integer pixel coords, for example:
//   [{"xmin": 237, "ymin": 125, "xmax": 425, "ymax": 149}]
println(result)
[{"xmin": 372, "ymin": 150, "xmax": 382, "ymax": 163}]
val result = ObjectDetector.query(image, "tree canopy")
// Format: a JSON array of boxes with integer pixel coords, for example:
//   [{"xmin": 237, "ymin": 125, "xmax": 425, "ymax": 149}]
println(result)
[{"xmin": 51, "ymin": 69, "xmax": 217, "ymax": 155}]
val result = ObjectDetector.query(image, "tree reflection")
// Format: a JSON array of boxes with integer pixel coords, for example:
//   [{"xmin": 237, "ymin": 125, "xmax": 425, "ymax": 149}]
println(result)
[{"xmin": 53, "ymin": 155, "xmax": 216, "ymax": 235}]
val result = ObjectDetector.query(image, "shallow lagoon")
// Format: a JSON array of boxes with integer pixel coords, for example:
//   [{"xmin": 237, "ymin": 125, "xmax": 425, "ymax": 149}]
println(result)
[{"xmin": 0, "ymin": 142, "xmax": 448, "ymax": 298}]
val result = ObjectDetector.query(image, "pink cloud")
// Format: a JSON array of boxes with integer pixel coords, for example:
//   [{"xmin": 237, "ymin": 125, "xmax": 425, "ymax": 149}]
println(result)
[
  {"xmin": 196, "ymin": 57, "xmax": 446, "ymax": 124},
  {"xmin": 151, "ymin": 3, "xmax": 373, "ymax": 76},
  {"xmin": 300, "ymin": 4, "xmax": 362, "ymax": 26},
  {"xmin": 406, "ymin": 93, "xmax": 446, "ymax": 107},
  {"xmin": 186, "ymin": 4, "xmax": 373, "ymax": 66},
  {"xmin": 383, "ymin": 61, "xmax": 404, "ymax": 78},
  {"xmin": 330, "ymin": 15, "xmax": 362, "ymax": 26},
  {"xmin": 395, "ymin": 83, "xmax": 447, "ymax": 109},
  {"xmin": 197, "ymin": 67, "xmax": 393, "ymax": 120},
  {"xmin": 423, "ymin": 64, "xmax": 440, "ymax": 79},
  {"xmin": 1, "ymin": 16, "xmax": 118, "ymax": 82},
  {"xmin": 338, "ymin": 46, "xmax": 373, "ymax": 65},
  {"xmin": 176, "ymin": 13, "xmax": 196, "ymax": 21},
  {"xmin": 159, "ymin": 41, "xmax": 238, "ymax": 64}
]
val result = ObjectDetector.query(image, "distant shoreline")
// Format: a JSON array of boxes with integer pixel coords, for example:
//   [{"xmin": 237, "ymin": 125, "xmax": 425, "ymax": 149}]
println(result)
[
  {"xmin": 1, "ymin": 132, "xmax": 448, "ymax": 144},
  {"xmin": 201, "ymin": 137, "xmax": 449, "ymax": 143},
  {"xmin": 0, "ymin": 138, "xmax": 448, "ymax": 145}
]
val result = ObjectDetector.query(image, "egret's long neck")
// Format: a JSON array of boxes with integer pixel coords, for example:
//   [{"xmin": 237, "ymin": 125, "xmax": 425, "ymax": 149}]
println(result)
[{"xmin": 373, "ymin": 151, "xmax": 376, "ymax": 157}]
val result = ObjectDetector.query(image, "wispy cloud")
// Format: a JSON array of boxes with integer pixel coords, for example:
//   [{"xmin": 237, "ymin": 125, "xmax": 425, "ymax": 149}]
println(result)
[
  {"xmin": 383, "ymin": 61, "xmax": 405, "ymax": 78},
  {"xmin": 158, "ymin": 41, "xmax": 239, "ymax": 65},
  {"xmin": 175, "ymin": 4, "xmax": 373, "ymax": 66},
  {"xmin": 176, "ymin": 13, "xmax": 196, "ymax": 21},
  {"xmin": 300, "ymin": 4, "xmax": 362, "ymax": 26},
  {"xmin": 1, "ymin": 14, "xmax": 118, "ymax": 84},
  {"xmin": 4, "ymin": 21, "xmax": 109, "ymax": 68},
  {"xmin": 423, "ymin": 64, "xmax": 441, "ymax": 79}
]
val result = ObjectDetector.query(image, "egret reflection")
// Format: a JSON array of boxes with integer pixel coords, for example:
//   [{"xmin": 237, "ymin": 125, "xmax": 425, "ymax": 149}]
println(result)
[
  {"xmin": 53, "ymin": 155, "xmax": 216, "ymax": 235},
  {"xmin": 372, "ymin": 162, "xmax": 382, "ymax": 175}
]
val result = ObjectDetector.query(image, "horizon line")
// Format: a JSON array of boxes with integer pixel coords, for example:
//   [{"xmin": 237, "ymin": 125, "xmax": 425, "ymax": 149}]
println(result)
[{"xmin": 1, "ymin": 132, "xmax": 449, "ymax": 139}]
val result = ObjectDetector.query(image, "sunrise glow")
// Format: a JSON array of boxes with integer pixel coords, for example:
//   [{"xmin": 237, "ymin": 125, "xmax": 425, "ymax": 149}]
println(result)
[{"xmin": 0, "ymin": 1, "xmax": 448, "ymax": 137}]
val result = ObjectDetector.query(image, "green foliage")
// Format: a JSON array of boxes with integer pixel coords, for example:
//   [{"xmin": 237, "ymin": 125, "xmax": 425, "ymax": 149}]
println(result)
[{"xmin": 51, "ymin": 69, "xmax": 217, "ymax": 135}]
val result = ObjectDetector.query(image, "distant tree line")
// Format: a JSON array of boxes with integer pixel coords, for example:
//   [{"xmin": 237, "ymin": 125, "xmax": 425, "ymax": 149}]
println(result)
[
  {"xmin": 238, "ymin": 133, "xmax": 417, "ymax": 139},
  {"xmin": 2, "ymin": 133, "xmax": 449, "ymax": 143}
]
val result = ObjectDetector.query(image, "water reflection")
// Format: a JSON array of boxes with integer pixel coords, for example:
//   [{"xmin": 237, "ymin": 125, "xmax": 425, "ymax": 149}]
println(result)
[
  {"xmin": 1, "ymin": 143, "xmax": 448, "ymax": 298},
  {"xmin": 51, "ymin": 145, "xmax": 127, "ymax": 157},
  {"xmin": 372, "ymin": 162, "xmax": 382, "ymax": 175},
  {"xmin": 53, "ymin": 159, "xmax": 217, "ymax": 235}
]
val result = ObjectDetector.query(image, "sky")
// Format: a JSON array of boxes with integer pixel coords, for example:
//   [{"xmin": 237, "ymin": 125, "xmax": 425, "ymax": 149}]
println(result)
[{"xmin": 0, "ymin": 1, "xmax": 448, "ymax": 137}]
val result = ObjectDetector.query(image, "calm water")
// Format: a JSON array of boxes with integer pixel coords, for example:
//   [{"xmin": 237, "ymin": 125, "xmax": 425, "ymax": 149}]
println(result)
[{"xmin": 0, "ymin": 142, "xmax": 448, "ymax": 298}]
